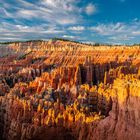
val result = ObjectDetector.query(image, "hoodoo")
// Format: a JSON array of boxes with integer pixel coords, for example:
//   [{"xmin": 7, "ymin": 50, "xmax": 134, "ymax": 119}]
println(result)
[{"xmin": 0, "ymin": 40, "xmax": 140, "ymax": 140}]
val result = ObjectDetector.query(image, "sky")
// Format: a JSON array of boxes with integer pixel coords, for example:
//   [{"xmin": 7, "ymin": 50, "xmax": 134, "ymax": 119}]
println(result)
[{"xmin": 0, "ymin": 0, "xmax": 140, "ymax": 44}]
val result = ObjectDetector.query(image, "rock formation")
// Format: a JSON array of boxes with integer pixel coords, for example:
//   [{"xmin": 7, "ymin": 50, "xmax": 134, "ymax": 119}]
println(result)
[{"xmin": 0, "ymin": 40, "xmax": 140, "ymax": 140}]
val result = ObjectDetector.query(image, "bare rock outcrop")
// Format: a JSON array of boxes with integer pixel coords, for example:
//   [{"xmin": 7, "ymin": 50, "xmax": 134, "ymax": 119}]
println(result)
[{"xmin": 0, "ymin": 40, "xmax": 140, "ymax": 140}]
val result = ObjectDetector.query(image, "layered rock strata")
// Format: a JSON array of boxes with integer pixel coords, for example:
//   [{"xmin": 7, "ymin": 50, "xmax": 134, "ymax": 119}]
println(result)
[{"xmin": 0, "ymin": 40, "xmax": 140, "ymax": 140}]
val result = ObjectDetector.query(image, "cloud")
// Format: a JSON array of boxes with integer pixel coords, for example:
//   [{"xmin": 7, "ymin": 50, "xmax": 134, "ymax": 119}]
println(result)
[
  {"xmin": 90, "ymin": 22, "xmax": 125, "ymax": 35},
  {"xmin": 0, "ymin": 22, "xmax": 64, "ymax": 33},
  {"xmin": 63, "ymin": 35, "xmax": 75, "ymax": 39},
  {"xmin": 17, "ymin": 9, "xmax": 37, "ymax": 18},
  {"xmin": 132, "ymin": 31, "xmax": 140, "ymax": 35},
  {"xmin": 0, "ymin": 22, "xmax": 65, "ymax": 41},
  {"xmin": 0, "ymin": 0, "xmax": 98, "ymax": 42},
  {"xmin": 0, "ymin": 0, "xmax": 89, "ymax": 42},
  {"xmin": 109, "ymin": 35, "xmax": 134, "ymax": 41},
  {"xmin": 82, "ymin": 41, "xmax": 96, "ymax": 44},
  {"xmin": 62, "ymin": 35, "xmax": 85, "ymax": 41},
  {"xmin": 41, "ymin": 0, "xmax": 79, "ymax": 12},
  {"xmin": 39, "ymin": 0, "xmax": 82, "ymax": 25},
  {"xmin": 0, "ymin": 0, "xmax": 82, "ymax": 25},
  {"xmin": 85, "ymin": 3, "xmax": 96, "ymax": 15},
  {"xmin": 89, "ymin": 20, "xmax": 140, "ymax": 42},
  {"xmin": 1, "ymin": 1, "xmax": 140, "ymax": 44},
  {"xmin": 68, "ymin": 26, "xmax": 85, "ymax": 31}
]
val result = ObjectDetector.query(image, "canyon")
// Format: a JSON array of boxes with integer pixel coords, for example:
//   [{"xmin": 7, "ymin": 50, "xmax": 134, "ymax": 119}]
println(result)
[{"xmin": 0, "ymin": 39, "xmax": 140, "ymax": 140}]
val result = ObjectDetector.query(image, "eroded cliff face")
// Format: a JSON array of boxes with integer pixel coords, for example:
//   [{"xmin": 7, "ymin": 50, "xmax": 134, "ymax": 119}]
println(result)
[
  {"xmin": 75, "ymin": 77, "xmax": 140, "ymax": 140},
  {"xmin": 0, "ymin": 40, "xmax": 140, "ymax": 140}
]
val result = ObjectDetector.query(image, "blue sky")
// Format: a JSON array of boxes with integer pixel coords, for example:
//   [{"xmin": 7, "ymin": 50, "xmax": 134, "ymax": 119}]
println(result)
[{"xmin": 0, "ymin": 0, "xmax": 140, "ymax": 44}]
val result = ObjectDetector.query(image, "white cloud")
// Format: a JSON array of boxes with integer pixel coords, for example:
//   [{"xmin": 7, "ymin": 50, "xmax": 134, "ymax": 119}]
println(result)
[
  {"xmin": 82, "ymin": 41, "xmax": 95, "ymax": 44},
  {"xmin": 62, "ymin": 35, "xmax": 84, "ymax": 41},
  {"xmin": 68, "ymin": 26, "xmax": 85, "ymax": 31},
  {"xmin": 63, "ymin": 35, "xmax": 75, "ymax": 39},
  {"xmin": 39, "ymin": 0, "xmax": 82, "ymax": 25},
  {"xmin": 109, "ymin": 35, "xmax": 134, "ymax": 41},
  {"xmin": 0, "ymin": 37, "xmax": 26, "ymax": 41},
  {"xmin": 85, "ymin": 3, "xmax": 96, "ymax": 15},
  {"xmin": 0, "ymin": 0, "xmax": 82, "ymax": 25},
  {"xmin": 1, "ymin": 1, "xmax": 140, "ymax": 44},
  {"xmin": 17, "ymin": 9, "xmax": 37, "ymax": 18},
  {"xmin": 0, "ymin": 22, "xmax": 64, "ymax": 33},
  {"xmin": 89, "ymin": 20, "xmax": 140, "ymax": 42},
  {"xmin": 0, "ymin": 22, "xmax": 65, "ymax": 41},
  {"xmin": 90, "ymin": 22, "xmax": 125, "ymax": 35},
  {"xmin": 42, "ymin": 0, "xmax": 78, "ymax": 12},
  {"xmin": 132, "ymin": 31, "xmax": 140, "ymax": 35},
  {"xmin": 56, "ymin": 18, "xmax": 77, "ymax": 25}
]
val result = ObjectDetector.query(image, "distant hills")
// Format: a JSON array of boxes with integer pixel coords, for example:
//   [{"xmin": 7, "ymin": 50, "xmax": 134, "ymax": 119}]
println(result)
[{"xmin": 0, "ymin": 38, "xmax": 140, "ymax": 46}]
